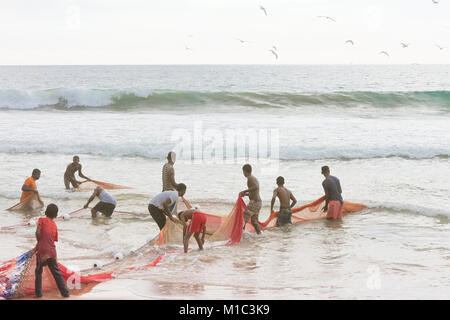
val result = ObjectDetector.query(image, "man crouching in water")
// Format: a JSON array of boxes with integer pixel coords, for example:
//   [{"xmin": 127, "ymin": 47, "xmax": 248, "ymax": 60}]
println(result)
[
  {"xmin": 239, "ymin": 164, "xmax": 262, "ymax": 234},
  {"xmin": 179, "ymin": 208, "xmax": 206, "ymax": 253},
  {"xmin": 270, "ymin": 176, "xmax": 297, "ymax": 226},
  {"xmin": 84, "ymin": 186, "xmax": 117, "ymax": 218}
]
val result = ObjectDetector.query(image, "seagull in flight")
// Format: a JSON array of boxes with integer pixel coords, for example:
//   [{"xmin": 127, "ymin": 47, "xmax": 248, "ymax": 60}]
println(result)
[
  {"xmin": 272, "ymin": 45, "xmax": 277, "ymax": 51},
  {"xmin": 269, "ymin": 49, "xmax": 278, "ymax": 60},
  {"xmin": 235, "ymin": 38, "xmax": 251, "ymax": 44},
  {"xmin": 432, "ymin": 0, "xmax": 439, "ymax": 4},
  {"xmin": 259, "ymin": 5, "xmax": 267, "ymax": 16},
  {"xmin": 379, "ymin": 51, "xmax": 390, "ymax": 57},
  {"xmin": 345, "ymin": 40, "xmax": 354, "ymax": 45},
  {"xmin": 317, "ymin": 16, "xmax": 336, "ymax": 22},
  {"xmin": 401, "ymin": 43, "xmax": 410, "ymax": 48},
  {"xmin": 436, "ymin": 44, "xmax": 446, "ymax": 50}
]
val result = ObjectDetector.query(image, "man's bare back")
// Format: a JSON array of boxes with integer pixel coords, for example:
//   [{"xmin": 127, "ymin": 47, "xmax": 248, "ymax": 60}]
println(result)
[
  {"xmin": 273, "ymin": 186, "xmax": 292, "ymax": 208},
  {"xmin": 247, "ymin": 175, "xmax": 261, "ymax": 202}
]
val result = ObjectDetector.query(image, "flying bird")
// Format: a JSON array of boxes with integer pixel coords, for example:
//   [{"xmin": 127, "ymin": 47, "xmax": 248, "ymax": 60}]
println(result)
[
  {"xmin": 317, "ymin": 16, "xmax": 336, "ymax": 22},
  {"xmin": 269, "ymin": 49, "xmax": 278, "ymax": 60},
  {"xmin": 272, "ymin": 45, "xmax": 278, "ymax": 51},
  {"xmin": 400, "ymin": 43, "xmax": 410, "ymax": 48},
  {"xmin": 379, "ymin": 51, "xmax": 390, "ymax": 57},
  {"xmin": 345, "ymin": 40, "xmax": 354, "ymax": 45},
  {"xmin": 259, "ymin": 5, "xmax": 267, "ymax": 16},
  {"xmin": 432, "ymin": 0, "xmax": 439, "ymax": 4},
  {"xmin": 235, "ymin": 38, "xmax": 251, "ymax": 44},
  {"xmin": 435, "ymin": 44, "xmax": 446, "ymax": 50}
]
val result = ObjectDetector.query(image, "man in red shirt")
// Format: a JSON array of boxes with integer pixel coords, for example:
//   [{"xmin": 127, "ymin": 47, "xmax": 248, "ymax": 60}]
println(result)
[{"xmin": 35, "ymin": 204, "xmax": 70, "ymax": 298}]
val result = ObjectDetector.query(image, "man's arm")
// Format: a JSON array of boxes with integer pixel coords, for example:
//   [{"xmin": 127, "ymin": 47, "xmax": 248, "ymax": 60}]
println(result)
[
  {"xmin": 22, "ymin": 184, "xmax": 38, "ymax": 193},
  {"xmin": 290, "ymin": 192, "xmax": 297, "ymax": 209},
  {"xmin": 162, "ymin": 198, "xmax": 175, "ymax": 221},
  {"xmin": 201, "ymin": 226, "xmax": 206, "ymax": 244},
  {"xmin": 322, "ymin": 183, "xmax": 329, "ymax": 212},
  {"xmin": 270, "ymin": 189, "xmax": 277, "ymax": 213},
  {"xmin": 77, "ymin": 165, "xmax": 90, "ymax": 180},
  {"xmin": 169, "ymin": 167, "xmax": 178, "ymax": 188},
  {"xmin": 84, "ymin": 188, "xmax": 99, "ymax": 208},
  {"xmin": 35, "ymin": 225, "xmax": 41, "ymax": 242}
]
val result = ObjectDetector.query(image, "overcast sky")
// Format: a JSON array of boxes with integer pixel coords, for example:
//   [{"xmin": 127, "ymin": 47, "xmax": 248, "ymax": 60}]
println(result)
[{"xmin": 0, "ymin": 0, "xmax": 449, "ymax": 65}]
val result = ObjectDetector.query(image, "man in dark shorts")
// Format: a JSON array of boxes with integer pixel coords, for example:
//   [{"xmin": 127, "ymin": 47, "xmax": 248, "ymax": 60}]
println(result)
[
  {"xmin": 321, "ymin": 166, "xmax": 344, "ymax": 219},
  {"xmin": 148, "ymin": 183, "xmax": 187, "ymax": 230},
  {"xmin": 64, "ymin": 156, "xmax": 91, "ymax": 189},
  {"xmin": 270, "ymin": 176, "xmax": 297, "ymax": 226},
  {"xmin": 239, "ymin": 164, "xmax": 262, "ymax": 234},
  {"xmin": 84, "ymin": 186, "xmax": 117, "ymax": 218}
]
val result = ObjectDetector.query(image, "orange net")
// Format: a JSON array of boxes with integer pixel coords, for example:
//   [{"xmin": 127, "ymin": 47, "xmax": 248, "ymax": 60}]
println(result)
[
  {"xmin": 6, "ymin": 193, "xmax": 44, "ymax": 212},
  {"xmin": 1, "ymin": 196, "xmax": 366, "ymax": 298},
  {"xmin": 77, "ymin": 179, "xmax": 132, "ymax": 190}
]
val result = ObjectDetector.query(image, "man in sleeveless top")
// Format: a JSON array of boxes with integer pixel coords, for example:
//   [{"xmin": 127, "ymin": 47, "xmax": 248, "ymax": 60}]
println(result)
[
  {"xmin": 239, "ymin": 164, "xmax": 262, "ymax": 234},
  {"xmin": 64, "ymin": 156, "xmax": 91, "ymax": 189},
  {"xmin": 162, "ymin": 151, "xmax": 178, "ymax": 191},
  {"xmin": 270, "ymin": 176, "xmax": 297, "ymax": 226},
  {"xmin": 84, "ymin": 186, "xmax": 117, "ymax": 218},
  {"xmin": 321, "ymin": 166, "xmax": 344, "ymax": 219}
]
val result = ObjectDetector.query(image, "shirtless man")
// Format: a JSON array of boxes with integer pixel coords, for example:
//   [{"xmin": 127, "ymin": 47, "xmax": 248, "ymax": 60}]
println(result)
[
  {"xmin": 239, "ymin": 164, "xmax": 262, "ymax": 234},
  {"xmin": 270, "ymin": 176, "xmax": 297, "ymax": 226},
  {"xmin": 179, "ymin": 208, "xmax": 206, "ymax": 253},
  {"xmin": 64, "ymin": 156, "xmax": 90, "ymax": 189}
]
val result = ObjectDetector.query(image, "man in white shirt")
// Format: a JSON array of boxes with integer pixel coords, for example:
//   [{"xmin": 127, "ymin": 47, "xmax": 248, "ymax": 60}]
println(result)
[
  {"xmin": 148, "ymin": 183, "xmax": 187, "ymax": 230},
  {"xmin": 84, "ymin": 186, "xmax": 117, "ymax": 218}
]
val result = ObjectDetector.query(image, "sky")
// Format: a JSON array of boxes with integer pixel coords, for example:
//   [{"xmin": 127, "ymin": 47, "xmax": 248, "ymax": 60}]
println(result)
[{"xmin": 0, "ymin": 0, "xmax": 449, "ymax": 65}]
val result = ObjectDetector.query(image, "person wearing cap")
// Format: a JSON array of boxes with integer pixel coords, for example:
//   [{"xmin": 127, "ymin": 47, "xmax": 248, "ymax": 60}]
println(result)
[
  {"xmin": 270, "ymin": 176, "xmax": 297, "ymax": 226},
  {"xmin": 162, "ymin": 151, "xmax": 178, "ymax": 192},
  {"xmin": 321, "ymin": 166, "xmax": 344, "ymax": 219},
  {"xmin": 64, "ymin": 156, "xmax": 91, "ymax": 189}
]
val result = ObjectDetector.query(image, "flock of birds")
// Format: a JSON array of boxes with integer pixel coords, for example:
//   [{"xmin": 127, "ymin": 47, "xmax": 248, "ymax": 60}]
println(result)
[{"xmin": 185, "ymin": 2, "xmax": 447, "ymax": 60}]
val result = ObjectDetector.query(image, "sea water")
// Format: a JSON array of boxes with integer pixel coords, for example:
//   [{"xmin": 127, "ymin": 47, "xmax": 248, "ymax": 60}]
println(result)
[{"xmin": 0, "ymin": 65, "xmax": 449, "ymax": 299}]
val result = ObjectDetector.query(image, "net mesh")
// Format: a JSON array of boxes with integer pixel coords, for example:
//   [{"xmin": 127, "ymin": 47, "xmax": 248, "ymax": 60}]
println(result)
[
  {"xmin": 77, "ymin": 180, "xmax": 132, "ymax": 190},
  {"xmin": 6, "ymin": 193, "xmax": 44, "ymax": 211},
  {"xmin": 1, "ymin": 196, "xmax": 365, "ymax": 298}
]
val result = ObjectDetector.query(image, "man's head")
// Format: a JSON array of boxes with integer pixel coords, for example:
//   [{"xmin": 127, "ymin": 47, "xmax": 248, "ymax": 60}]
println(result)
[
  {"xmin": 167, "ymin": 151, "xmax": 176, "ymax": 164},
  {"xmin": 73, "ymin": 156, "xmax": 80, "ymax": 164},
  {"xmin": 32, "ymin": 169, "xmax": 41, "ymax": 180},
  {"xmin": 276, "ymin": 176, "xmax": 285, "ymax": 186},
  {"xmin": 45, "ymin": 203, "xmax": 58, "ymax": 219},
  {"xmin": 176, "ymin": 183, "xmax": 186, "ymax": 197},
  {"xmin": 321, "ymin": 166, "xmax": 330, "ymax": 177},
  {"xmin": 242, "ymin": 164, "xmax": 252, "ymax": 177}
]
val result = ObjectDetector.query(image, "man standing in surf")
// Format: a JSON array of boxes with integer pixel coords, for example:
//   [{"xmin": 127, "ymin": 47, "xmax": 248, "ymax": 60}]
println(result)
[
  {"xmin": 270, "ymin": 176, "xmax": 297, "ymax": 226},
  {"xmin": 64, "ymin": 156, "xmax": 91, "ymax": 189},
  {"xmin": 21, "ymin": 168, "xmax": 43, "ymax": 203},
  {"xmin": 240, "ymin": 164, "xmax": 262, "ymax": 234},
  {"xmin": 321, "ymin": 166, "xmax": 344, "ymax": 219},
  {"xmin": 162, "ymin": 151, "xmax": 178, "ymax": 191}
]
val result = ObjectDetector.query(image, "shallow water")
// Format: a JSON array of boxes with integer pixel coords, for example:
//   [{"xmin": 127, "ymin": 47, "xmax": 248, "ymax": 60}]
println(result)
[{"xmin": 1, "ymin": 65, "xmax": 449, "ymax": 299}]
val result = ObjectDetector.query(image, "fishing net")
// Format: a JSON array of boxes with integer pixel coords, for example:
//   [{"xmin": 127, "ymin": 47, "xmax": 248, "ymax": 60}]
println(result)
[
  {"xmin": 1, "ymin": 196, "xmax": 365, "ymax": 298},
  {"xmin": 77, "ymin": 179, "xmax": 132, "ymax": 190},
  {"xmin": 6, "ymin": 193, "xmax": 44, "ymax": 212},
  {"xmin": 256, "ymin": 196, "xmax": 367, "ymax": 231}
]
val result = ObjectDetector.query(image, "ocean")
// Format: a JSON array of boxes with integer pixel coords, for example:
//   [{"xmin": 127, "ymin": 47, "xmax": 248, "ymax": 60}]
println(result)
[{"xmin": 0, "ymin": 65, "xmax": 449, "ymax": 299}]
